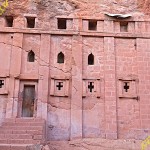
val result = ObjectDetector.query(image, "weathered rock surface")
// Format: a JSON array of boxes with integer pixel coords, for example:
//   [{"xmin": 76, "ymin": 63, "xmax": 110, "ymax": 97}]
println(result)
[
  {"xmin": 47, "ymin": 138, "xmax": 143, "ymax": 150},
  {"xmin": 42, "ymin": 145, "xmax": 50, "ymax": 150},
  {"xmin": 5, "ymin": 0, "xmax": 150, "ymax": 19},
  {"xmin": 26, "ymin": 144, "xmax": 43, "ymax": 150},
  {"xmin": 26, "ymin": 144, "xmax": 50, "ymax": 150}
]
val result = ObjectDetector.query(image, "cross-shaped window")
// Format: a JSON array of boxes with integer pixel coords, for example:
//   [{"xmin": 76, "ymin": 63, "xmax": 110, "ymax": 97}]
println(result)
[
  {"xmin": 0, "ymin": 80, "xmax": 4, "ymax": 88},
  {"xmin": 56, "ymin": 82, "xmax": 63, "ymax": 90},
  {"xmin": 88, "ymin": 82, "xmax": 94, "ymax": 92},
  {"xmin": 124, "ymin": 82, "xmax": 129, "ymax": 92}
]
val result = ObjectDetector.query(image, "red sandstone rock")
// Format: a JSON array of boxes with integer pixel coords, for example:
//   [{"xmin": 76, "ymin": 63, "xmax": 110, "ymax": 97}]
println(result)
[
  {"xmin": 42, "ymin": 145, "xmax": 50, "ymax": 150},
  {"xmin": 0, "ymin": 0, "xmax": 150, "ymax": 149},
  {"xmin": 48, "ymin": 138, "xmax": 142, "ymax": 150}
]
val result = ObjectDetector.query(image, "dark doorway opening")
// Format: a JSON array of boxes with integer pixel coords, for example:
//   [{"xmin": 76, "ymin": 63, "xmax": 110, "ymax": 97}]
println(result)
[{"xmin": 22, "ymin": 85, "xmax": 35, "ymax": 117}]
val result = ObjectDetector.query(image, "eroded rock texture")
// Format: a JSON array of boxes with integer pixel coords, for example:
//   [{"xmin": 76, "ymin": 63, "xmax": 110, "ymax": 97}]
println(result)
[
  {"xmin": 48, "ymin": 138, "xmax": 142, "ymax": 150},
  {"xmin": 138, "ymin": 0, "xmax": 150, "ymax": 14},
  {"xmin": 3, "ymin": 0, "xmax": 150, "ymax": 32},
  {"xmin": 5, "ymin": 0, "xmax": 150, "ymax": 18}
]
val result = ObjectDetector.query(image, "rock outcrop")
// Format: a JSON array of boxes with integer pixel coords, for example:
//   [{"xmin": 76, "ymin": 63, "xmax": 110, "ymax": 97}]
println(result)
[{"xmin": 5, "ymin": 0, "xmax": 150, "ymax": 19}]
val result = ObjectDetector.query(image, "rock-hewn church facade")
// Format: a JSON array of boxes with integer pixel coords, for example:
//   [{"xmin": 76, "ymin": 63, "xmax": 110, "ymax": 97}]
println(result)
[{"xmin": 0, "ymin": 0, "xmax": 150, "ymax": 146}]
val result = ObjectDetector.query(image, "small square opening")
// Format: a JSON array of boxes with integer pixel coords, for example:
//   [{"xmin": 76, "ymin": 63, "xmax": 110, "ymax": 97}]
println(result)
[
  {"xmin": 88, "ymin": 20, "xmax": 97, "ymax": 30},
  {"xmin": 26, "ymin": 17, "xmax": 35, "ymax": 28},
  {"xmin": 120, "ymin": 22, "xmax": 128, "ymax": 32},
  {"xmin": 58, "ymin": 18, "xmax": 67, "ymax": 29},
  {"xmin": 5, "ymin": 16, "xmax": 13, "ymax": 27}
]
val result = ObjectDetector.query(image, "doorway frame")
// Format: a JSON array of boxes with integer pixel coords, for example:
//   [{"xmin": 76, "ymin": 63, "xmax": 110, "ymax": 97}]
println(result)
[{"xmin": 18, "ymin": 81, "xmax": 38, "ymax": 118}]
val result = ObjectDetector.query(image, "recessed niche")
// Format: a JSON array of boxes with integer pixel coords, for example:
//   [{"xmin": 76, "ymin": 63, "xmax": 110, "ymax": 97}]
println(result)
[
  {"xmin": 5, "ymin": 16, "xmax": 13, "ymax": 27},
  {"xmin": 118, "ymin": 77, "xmax": 138, "ymax": 99},
  {"xmin": 28, "ymin": 50, "xmax": 35, "ymax": 62},
  {"xmin": 88, "ymin": 20, "xmax": 97, "ymax": 31},
  {"xmin": 57, "ymin": 52, "xmax": 64, "ymax": 64},
  {"xmin": 57, "ymin": 18, "xmax": 67, "ymax": 29},
  {"xmin": 88, "ymin": 53, "xmax": 94, "ymax": 65},
  {"xmin": 120, "ymin": 22, "xmax": 128, "ymax": 32},
  {"xmin": 26, "ymin": 17, "xmax": 35, "ymax": 28}
]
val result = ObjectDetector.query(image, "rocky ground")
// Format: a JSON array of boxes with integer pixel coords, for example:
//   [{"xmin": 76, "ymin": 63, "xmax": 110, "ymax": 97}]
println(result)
[
  {"xmin": 47, "ymin": 138, "xmax": 145, "ymax": 150},
  {"xmin": 27, "ymin": 138, "xmax": 145, "ymax": 150}
]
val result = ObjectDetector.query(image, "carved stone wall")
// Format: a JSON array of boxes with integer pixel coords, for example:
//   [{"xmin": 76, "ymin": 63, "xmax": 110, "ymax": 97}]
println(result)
[{"xmin": 0, "ymin": 0, "xmax": 150, "ymax": 141}]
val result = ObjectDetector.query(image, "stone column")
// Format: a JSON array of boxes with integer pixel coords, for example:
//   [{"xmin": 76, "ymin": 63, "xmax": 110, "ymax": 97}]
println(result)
[
  {"xmin": 104, "ymin": 20, "xmax": 114, "ymax": 33},
  {"xmin": 71, "ymin": 35, "xmax": 83, "ymax": 139},
  {"xmin": 6, "ymin": 33, "xmax": 23, "ymax": 118},
  {"xmin": 37, "ymin": 34, "xmax": 50, "ymax": 120},
  {"xmin": 104, "ymin": 37, "xmax": 117, "ymax": 139}
]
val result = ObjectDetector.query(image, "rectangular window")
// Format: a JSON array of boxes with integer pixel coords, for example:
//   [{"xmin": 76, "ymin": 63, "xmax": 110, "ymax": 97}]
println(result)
[
  {"xmin": 57, "ymin": 18, "xmax": 67, "ymax": 29},
  {"xmin": 88, "ymin": 20, "xmax": 97, "ymax": 30},
  {"xmin": 5, "ymin": 16, "xmax": 13, "ymax": 27},
  {"xmin": 26, "ymin": 17, "xmax": 35, "ymax": 28},
  {"xmin": 120, "ymin": 22, "xmax": 128, "ymax": 32}
]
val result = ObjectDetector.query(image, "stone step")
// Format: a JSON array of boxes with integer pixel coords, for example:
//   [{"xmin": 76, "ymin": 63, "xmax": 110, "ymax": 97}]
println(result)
[
  {"xmin": 0, "ymin": 134, "xmax": 43, "ymax": 140},
  {"xmin": 4, "ymin": 118, "xmax": 45, "ymax": 123},
  {"xmin": 0, "ymin": 139, "xmax": 8, "ymax": 144},
  {"xmin": 0, "ymin": 126, "xmax": 44, "ymax": 131},
  {"xmin": 10, "ymin": 139, "xmax": 40, "ymax": 144},
  {"xmin": 0, "ymin": 134, "xmax": 33, "ymax": 139},
  {"xmin": 0, "ymin": 129, "xmax": 43, "ymax": 135},
  {"xmin": 0, "ymin": 139, "xmax": 40, "ymax": 144},
  {"xmin": 0, "ymin": 144, "xmax": 33, "ymax": 150},
  {"xmin": 2, "ymin": 122, "xmax": 44, "ymax": 127},
  {"xmin": 0, "ymin": 130, "xmax": 13, "ymax": 134},
  {"xmin": 0, "ymin": 118, "xmax": 46, "ymax": 146}
]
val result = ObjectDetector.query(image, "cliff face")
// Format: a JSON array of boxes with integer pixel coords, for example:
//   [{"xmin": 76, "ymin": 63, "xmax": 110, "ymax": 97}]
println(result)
[
  {"xmin": 138, "ymin": 0, "xmax": 150, "ymax": 14},
  {"xmin": 5, "ymin": 0, "xmax": 150, "ymax": 19}
]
